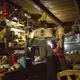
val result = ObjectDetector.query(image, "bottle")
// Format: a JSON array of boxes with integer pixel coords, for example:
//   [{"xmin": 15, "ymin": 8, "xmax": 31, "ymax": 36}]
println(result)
[{"xmin": 20, "ymin": 55, "xmax": 26, "ymax": 68}]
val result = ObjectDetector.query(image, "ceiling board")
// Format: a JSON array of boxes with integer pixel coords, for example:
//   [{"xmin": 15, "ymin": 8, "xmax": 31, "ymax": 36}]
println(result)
[
  {"xmin": 9, "ymin": 0, "xmax": 42, "ymax": 14},
  {"xmin": 40, "ymin": 0, "xmax": 79, "ymax": 22}
]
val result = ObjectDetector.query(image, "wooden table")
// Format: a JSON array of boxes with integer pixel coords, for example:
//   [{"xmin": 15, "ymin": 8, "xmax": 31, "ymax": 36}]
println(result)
[{"xmin": 73, "ymin": 64, "xmax": 80, "ymax": 70}]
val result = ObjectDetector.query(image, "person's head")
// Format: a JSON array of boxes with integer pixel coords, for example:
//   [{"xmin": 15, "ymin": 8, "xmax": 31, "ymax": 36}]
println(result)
[{"xmin": 47, "ymin": 40, "xmax": 57, "ymax": 49}]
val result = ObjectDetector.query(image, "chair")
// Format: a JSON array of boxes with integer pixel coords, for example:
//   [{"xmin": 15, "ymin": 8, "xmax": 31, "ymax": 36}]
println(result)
[
  {"xmin": 0, "ymin": 73, "xmax": 5, "ymax": 80},
  {"xmin": 57, "ymin": 70, "xmax": 80, "ymax": 80}
]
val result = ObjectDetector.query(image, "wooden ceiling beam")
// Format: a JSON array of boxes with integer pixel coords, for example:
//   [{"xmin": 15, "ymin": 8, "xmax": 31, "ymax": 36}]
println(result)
[{"xmin": 32, "ymin": 0, "xmax": 62, "ymax": 25}]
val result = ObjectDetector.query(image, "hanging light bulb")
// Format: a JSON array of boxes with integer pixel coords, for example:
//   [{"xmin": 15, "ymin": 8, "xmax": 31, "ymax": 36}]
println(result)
[
  {"xmin": 12, "ymin": 17, "xmax": 18, "ymax": 21},
  {"xmin": 24, "ymin": 14, "xmax": 31, "ymax": 19},
  {"xmin": 15, "ymin": 8, "xmax": 17, "ymax": 11}
]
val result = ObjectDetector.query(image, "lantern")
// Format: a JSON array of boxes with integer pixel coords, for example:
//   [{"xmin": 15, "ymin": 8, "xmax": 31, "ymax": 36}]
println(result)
[
  {"xmin": 2, "ymin": 3, "xmax": 10, "ymax": 17},
  {"xmin": 56, "ymin": 26, "xmax": 65, "ymax": 48},
  {"xmin": 56, "ymin": 26, "xmax": 65, "ymax": 39}
]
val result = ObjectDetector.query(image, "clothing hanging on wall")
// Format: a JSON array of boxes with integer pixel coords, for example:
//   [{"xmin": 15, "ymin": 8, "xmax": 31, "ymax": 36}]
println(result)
[{"xmin": 39, "ymin": 39, "xmax": 46, "ymax": 61}]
